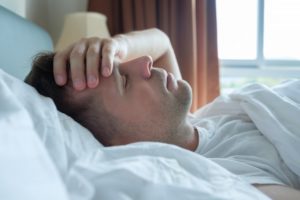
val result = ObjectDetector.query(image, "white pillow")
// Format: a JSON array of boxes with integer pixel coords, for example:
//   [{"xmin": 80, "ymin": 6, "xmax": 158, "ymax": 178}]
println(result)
[
  {"xmin": 58, "ymin": 112, "xmax": 104, "ymax": 157},
  {"xmin": 0, "ymin": 69, "xmax": 103, "ymax": 159}
]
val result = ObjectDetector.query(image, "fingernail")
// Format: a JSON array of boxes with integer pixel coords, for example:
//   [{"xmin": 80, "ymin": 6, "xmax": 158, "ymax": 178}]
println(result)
[
  {"xmin": 55, "ymin": 75, "xmax": 64, "ymax": 85},
  {"xmin": 73, "ymin": 79, "xmax": 85, "ymax": 91},
  {"xmin": 102, "ymin": 67, "xmax": 110, "ymax": 77},
  {"xmin": 88, "ymin": 75, "xmax": 98, "ymax": 88}
]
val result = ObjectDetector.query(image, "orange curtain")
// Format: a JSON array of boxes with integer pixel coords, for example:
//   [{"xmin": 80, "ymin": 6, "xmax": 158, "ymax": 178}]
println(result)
[{"xmin": 88, "ymin": 0, "xmax": 220, "ymax": 112}]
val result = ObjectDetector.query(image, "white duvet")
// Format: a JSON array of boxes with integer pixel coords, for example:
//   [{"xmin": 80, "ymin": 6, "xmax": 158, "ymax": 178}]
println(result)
[
  {"xmin": 194, "ymin": 80, "xmax": 300, "ymax": 180},
  {"xmin": 2, "ymin": 69, "xmax": 299, "ymax": 200}
]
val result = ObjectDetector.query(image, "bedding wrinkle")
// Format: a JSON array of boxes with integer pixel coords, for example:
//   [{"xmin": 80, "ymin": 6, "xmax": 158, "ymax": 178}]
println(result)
[
  {"xmin": 0, "ymin": 70, "xmax": 69, "ymax": 200},
  {"xmin": 192, "ymin": 81, "xmax": 300, "ymax": 189},
  {"xmin": 232, "ymin": 82, "xmax": 300, "ymax": 179},
  {"xmin": 0, "ymin": 69, "xmax": 271, "ymax": 199}
]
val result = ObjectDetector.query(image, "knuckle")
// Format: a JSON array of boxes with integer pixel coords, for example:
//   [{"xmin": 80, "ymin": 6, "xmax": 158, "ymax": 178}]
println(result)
[
  {"xmin": 88, "ymin": 37, "xmax": 100, "ymax": 43},
  {"xmin": 79, "ymin": 37, "xmax": 88, "ymax": 43},
  {"xmin": 70, "ymin": 48, "xmax": 84, "ymax": 59},
  {"xmin": 87, "ymin": 45, "xmax": 99, "ymax": 57},
  {"xmin": 103, "ymin": 38, "xmax": 112, "ymax": 43},
  {"xmin": 103, "ymin": 46, "xmax": 114, "ymax": 54},
  {"xmin": 104, "ymin": 38, "xmax": 117, "ymax": 46}
]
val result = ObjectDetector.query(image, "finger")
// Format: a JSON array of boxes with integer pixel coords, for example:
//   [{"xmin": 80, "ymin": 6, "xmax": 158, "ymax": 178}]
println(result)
[
  {"xmin": 53, "ymin": 44, "xmax": 74, "ymax": 86},
  {"xmin": 86, "ymin": 38, "xmax": 100, "ymax": 88},
  {"xmin": 101, "ymin": 39, "xmax": 117, "ymax": 77},
  {"xmin": 70, "ymin": 39, "xmax": 88, "ymax": 91}
]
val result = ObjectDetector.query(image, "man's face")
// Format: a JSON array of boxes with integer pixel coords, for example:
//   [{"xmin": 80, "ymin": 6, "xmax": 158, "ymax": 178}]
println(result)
[{"xmin": 78, "ymin": 56, "xmax": 192, "ymax": 145}]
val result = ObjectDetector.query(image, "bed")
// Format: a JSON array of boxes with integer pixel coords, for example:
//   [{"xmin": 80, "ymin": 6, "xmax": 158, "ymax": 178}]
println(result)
[{"xmin": 2, "ymin": 5, "xmax": 300, "ymax": 200}]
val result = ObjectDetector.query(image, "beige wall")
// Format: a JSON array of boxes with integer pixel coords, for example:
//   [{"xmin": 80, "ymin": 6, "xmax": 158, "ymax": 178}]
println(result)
[
  {"xmin": 0, "ymin": 0, "xmax": 88, "ymax": 45},
  {"xmin": 0, "ymin": 0, "xmax": 26, "ymax": 16}
]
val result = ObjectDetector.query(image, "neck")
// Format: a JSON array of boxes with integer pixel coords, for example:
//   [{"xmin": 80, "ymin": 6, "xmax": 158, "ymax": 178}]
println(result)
[{"xmin": 172, "ymin": 119, "xmax": 199, "ymax": 151}]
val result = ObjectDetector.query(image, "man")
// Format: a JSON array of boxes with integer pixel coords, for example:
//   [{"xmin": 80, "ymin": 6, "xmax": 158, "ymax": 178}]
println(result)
[
  {"xmin": 26, "ymin": 28, "xmax": 197, "ymax": 149},
  {"xmin": 25, "ymin": 28, "xmax": 300, "ymax": 199}
]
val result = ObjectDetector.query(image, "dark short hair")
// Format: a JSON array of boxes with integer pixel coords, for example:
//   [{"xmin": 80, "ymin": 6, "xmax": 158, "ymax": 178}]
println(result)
[
  {"xmin": 25, "ymin": 53, "xmax": 71, "ymax": 112},
  {"xmin": 25, "ymin": 53, "xmax": 118, "ymax": 146}
]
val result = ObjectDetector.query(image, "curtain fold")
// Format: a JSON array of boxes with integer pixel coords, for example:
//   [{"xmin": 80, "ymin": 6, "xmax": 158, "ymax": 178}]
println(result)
[{"xmin": 88, "ymin": 0, "xmax": 220, "ymax": 111}]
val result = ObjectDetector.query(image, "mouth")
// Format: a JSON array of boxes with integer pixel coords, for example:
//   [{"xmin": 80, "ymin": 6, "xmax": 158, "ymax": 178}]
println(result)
[
  {"xmin": 166, "ymin": 72, "xmax": 178, "ymax": 92},
  {"xmin": 151, "ymin": 68, "xmax": 178, "ymax": 92}
]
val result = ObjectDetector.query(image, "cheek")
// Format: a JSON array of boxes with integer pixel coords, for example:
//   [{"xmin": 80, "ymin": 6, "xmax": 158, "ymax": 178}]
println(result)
[
  {"xmin": 117, "ymin": 85, "xmax": 163, "ymax": 121},
  {"xmin": 130, "ymin": 84, "xmax": 162, "ymax": 109}
]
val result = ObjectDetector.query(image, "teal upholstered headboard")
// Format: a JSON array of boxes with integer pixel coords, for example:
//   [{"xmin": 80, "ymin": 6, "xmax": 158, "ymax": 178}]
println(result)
[{"xmin": 0, "ymin": 6, "xmax": 53, "ymax": 80}]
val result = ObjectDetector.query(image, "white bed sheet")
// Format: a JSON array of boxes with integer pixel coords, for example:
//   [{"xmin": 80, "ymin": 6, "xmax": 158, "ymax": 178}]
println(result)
[
  {"xmin": 0, "ymin": 69, "xmax": 269, "ymax": 200},
  {"xmin": 194, "ymin": 80, "xmax": 300, "ymax": 182}
]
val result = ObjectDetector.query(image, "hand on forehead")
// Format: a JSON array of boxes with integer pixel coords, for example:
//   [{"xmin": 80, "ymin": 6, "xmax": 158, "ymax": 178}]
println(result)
[{"xmin": 54, "ymin": 37, "xmax": 127, "ymax": 91}]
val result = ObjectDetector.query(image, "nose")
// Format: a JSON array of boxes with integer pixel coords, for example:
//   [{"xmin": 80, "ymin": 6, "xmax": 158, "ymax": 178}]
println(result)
[{"xmin": 121, "ymin": 56, "xmax": 153, "ymax": 79}]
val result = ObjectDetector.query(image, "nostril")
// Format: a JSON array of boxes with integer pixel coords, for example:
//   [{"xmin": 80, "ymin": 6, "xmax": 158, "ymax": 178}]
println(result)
[{"xmin": 140, "ymin": 55, "xmax": 153, "ymax": 79}]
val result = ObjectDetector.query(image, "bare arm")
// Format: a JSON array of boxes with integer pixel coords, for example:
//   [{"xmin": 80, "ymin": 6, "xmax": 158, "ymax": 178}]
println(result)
[
  {"xmin": 115, "ymin": 28, "xmax": 182, "ymax": 79},
  {"xmin": 255, "ymin": 184, "xmax": 300, "ymax": 200},
  {"xmin": 53, "ymin": 28, "xmax": 182, "ymax": 90}
]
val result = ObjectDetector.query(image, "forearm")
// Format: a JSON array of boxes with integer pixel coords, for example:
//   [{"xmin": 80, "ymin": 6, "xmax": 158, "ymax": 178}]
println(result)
[
  {"xmin": 53, "ymin": 29, "xmax": 182, "ymax": 90},
  {"xmin": 255, "ymin": 184, "xmax": 300, "ymax": 200},
  {"xmin": 114, "ymin": 28, "xmax": 182, "ymax": 79}
]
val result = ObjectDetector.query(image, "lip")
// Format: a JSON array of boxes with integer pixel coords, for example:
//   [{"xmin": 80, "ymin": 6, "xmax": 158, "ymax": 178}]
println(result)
[{"xmin": 166, "ymin": 72, "xmax": 178, "ymax": 92}]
